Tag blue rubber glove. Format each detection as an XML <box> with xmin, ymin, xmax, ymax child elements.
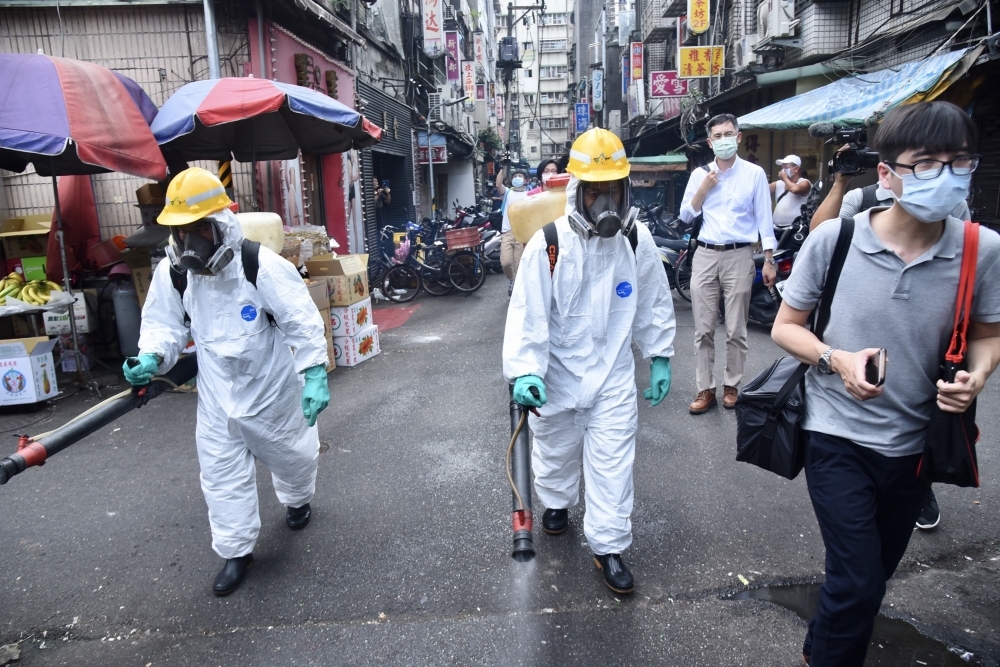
<box><xmin>513</xmin><ymin>375</ymin><xmax>547</xmax><ymax>408</ymax></box>
<box><xmin>301</xmin><ymin>365</ymin><xmax>331</xmax><ymax>427</ymax></box>
<box><xmin>123</xmin><ymin>353</ymin><xmax>161</xmax><ymax>387</ymax></box>
<box><xmin>642</xmin><ymin>357</ymin><xmax>671</xmax><ymax>407</ymax></box>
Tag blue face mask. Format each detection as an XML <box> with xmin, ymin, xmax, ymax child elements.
<box><xmin>888</xmin><ymin>168</ymin><xmax>972</xmax><ymax>223</ymax></box>
<box><xmin>512</xmin><ymin>177</ymin><xmax>525</xmax><ymax>188</ymax></box>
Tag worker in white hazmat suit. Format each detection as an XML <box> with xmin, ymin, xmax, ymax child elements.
<box><xmin>123</xmin><ymin>168</ymin><xmax>330</xmax><ymax>596</ymax></box>
<box><xmin>503</xmin><ymin>129</ymin><xmax>676</xmax><ymax>594</ymax></box>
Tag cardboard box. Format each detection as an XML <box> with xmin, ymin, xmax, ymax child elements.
<box><xmin>325</xmin><ymin>273</ymin><xmax>368</xmax><ymax>307</ymax></box>
<box><xmin>56</xmin><ymin>332</ymin><xmax>95</xmax><ymax>373</ymax></box>
<box><xmin>121</xmin><ymin>248</ymin><xmax>154</xmax><ymax>309</ymax></box>
<box><xmin>329</xmin><ymin>297</ymin><xmax>372</xmax><ymax>337</ymax></box>
<box><xmin>305</xmin><ymin>280</ymin><xmax>328</xmax><ymax>312</ymax></box>
<box><xmin>20</xmin><ymin>256</ymin><xmax>46</xmax><ymax>282</ymax></box>
<box><xmin>135</xmin><ymin>183</ymin><xmax>166</xmax><ymax>206</ymax></box>
<box><xmin>304</xmin><ymin>254</ymin><xmax>370</xmax><ymax>306</ymax></box>
<box><xmin>43</xmin><ymin>292</ymin><xmax>95</xmax><ymax>335</ymax></box>
<box><xmin>332</xmin><ymin>325</ymin><xmax>380</xmax><ymax>367</ymax></box>
<box><xmin>305</xmin><ymin>253</ymin><xmax>366</xmax><ymax>277</ymax></box>
<box><xmin>319</xmin><ymin>307</ymin><xmax>332</xmax><ymax>339</ymax></box>
<box><xmin>325</xmin><ymin>337</ymin><xmax>336</xmax><ymax>373</ymax></box>
<box><xmin>0</xmin><ymin>337</ymin><xmax>59</xmax><ymax>405</ymax></box>
<box><xmin>0</xmin><ymin>215</ymin><xmax>51</xmax><ymax>259</ymax></box>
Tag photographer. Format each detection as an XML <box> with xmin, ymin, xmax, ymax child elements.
<box><xmin>810</xmin><ymin>145</ymin><xmax>970</xmax><ymax>232</ymax></box>
<box><xmin>769</xmin><ymin>155</ymin><xmax>812</xmax><ymax>226</ymax></box>
<box><xmin>374</xmin><ymin>176</ymin><xmax>391</xmax><ymax>229</ymax></box>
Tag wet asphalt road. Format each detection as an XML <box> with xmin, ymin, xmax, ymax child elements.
<box><xmin>1</xmin><ymin>274</ymin><xmax>999</xmax><ymax>666</ymax></box>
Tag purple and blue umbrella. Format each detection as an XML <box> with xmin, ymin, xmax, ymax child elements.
<box><xmin>152</xmin><ymin>77</ymin><xmax>382</xmax><ymax>161</ymax></box>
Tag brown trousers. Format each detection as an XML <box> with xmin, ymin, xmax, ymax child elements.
<box><xmin>500</xmin><ymin>231</ymin><xmax>524</xmax><ymax>281</ymax></box>
<box><xmin>691</xmin><ymin>246</ymin><xmax>755</xmax><ymax>392</ymax></box>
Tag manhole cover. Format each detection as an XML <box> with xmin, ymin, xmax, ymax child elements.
<box><xmin>319</xmin><ymin>441</ymin><xmax>330</xmax><ymax>454</ymax></box>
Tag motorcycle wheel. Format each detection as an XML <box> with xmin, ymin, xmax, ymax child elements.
<box><xmin>674</xmin><ymin>251</ymin><xmax>692</xmax><ymax>302</ymax></box>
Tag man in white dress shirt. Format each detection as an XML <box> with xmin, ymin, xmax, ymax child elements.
<box><xmin>679</xmin><ymin>114</ymin><xmax>777</xmax><ymax>414</ymax></box>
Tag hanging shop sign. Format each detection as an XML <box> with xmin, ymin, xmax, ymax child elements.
<box><xmin>687</xmin><ymin>0</ymin><xmax>710</xmax><ymax>34</ymax></box>
<box><xmin>462</xmin><ymin>62</ymin><xmax>476</xmax><ymax>101</ymax></box>
<box><xmin>650</xmin><ymin>71</ymin><xmax>689</xmax><ymax>97</ymax></box>
<box><xmin>575</xmin><ymin>103</ymin><xmax>590</xmax><ymax>133</ymax></box>
<box><xmin>445</xmin><ymin>32</ymin><xmax>460</xmax><ymax>82</ymax></box>
<box><xmin>622</xmin><ymin>55</ymin><xmax>630</xmax><ymax>97</ymax></box>
<box><xmin>422</xmin><ymin>0</ymin><xmax>444</xmax><ymax>56</ymax></box>
<box><xmin>418</xmin><ymin>145</ymin><xmax>448</xmax><ymax>164</ymax></box>
<box><xmin>592</xmin><ymin>68</ymin><xmax>604</xmax><ymax>113</ymax></box>
<box><xmin>678</xmin><ymin>46</ymin><xmax>724</xmax><ymax>78</ymax></box>
<box><xmin>496</xmin><ymin>95</ymin><xmax>504</xmax><ymax>119</ymax></box>
<box><xmin>627</xmin><ymin>80</ymin><xmax>645</xmax><ymax>121</ymax></box>
<box><xmin>474</xmin><ymin>32</ymin><xmax>487</xmax><ymax>73</ymax></box>
<box><xmin>630</xmin><ymin>42</ymin><xmax>643</xmax><ymax>82</ymax></box>
<box><xmin>476</xmin><ymin>84</ymin><xmax>486</xmax><ymax>101</ymax></box>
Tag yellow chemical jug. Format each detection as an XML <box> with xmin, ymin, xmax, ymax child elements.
<box><xmin>509</xmin><ymin>174</ymin><xmax>570</xmax><ymax>244</ymax></box>
<box><xmin>236</xmin><ymin>212</ymin><xmax>284</xmax><ymax>254</ymax></box>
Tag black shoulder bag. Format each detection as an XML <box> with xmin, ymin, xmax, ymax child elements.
<box><xmin>734</xmin><ymin>217</ymin><xmax>855</xmax><ymax>479</ymax></box>
<box><xmin>687</xmin><ymin>164</ymin><xmax>713</xmax><ymax>254</ymax></box>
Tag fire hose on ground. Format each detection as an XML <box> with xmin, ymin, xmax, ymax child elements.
<box><xmin>0</xmin><ymin>355</ymin><xmax>199</xmax><ymax>486</ymax></box>
<box><xmin>507</xmin><ymin>385</ymin><xmax>540</xmax><ymax>562</ymax></box>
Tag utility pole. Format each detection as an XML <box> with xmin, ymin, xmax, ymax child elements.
<box><xmin>426</xmin><ymin>97</ymin><xmax>469</xmax><ymax>221</ymax></box>
<box><xmin>203</xmin><ymin>0</ymin><xmax>221</xmax><ymax>79</ymax></box>
<box><xmin>498</xmin><ymin>2</ymin><xmax>546</xmax><ymax>168</ymax></box>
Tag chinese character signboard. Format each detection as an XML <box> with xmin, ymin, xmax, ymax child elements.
<box><xmin>630</xmin><ymin>42</ymin><xmax>643</xmax><ymax>82</ymax></box>
<box><xmin>575</xmin><ymin>103</ymin><xmax>590</xmax><ymax>133</ymax></box>
<box><xmin>678</xmin><ymin>46</ymin><xmax>724</xmax><ymax>78</ymax></box>
<box><xmin>687</xmin><ymin>0</ymin><xmax>710</xmax><ymax>34</ymax></box>
<box><xmin>445</xmin><ymin>32</ymin><xmax>460</xmax><ymax>82</ymax></box>
<box><xmin>627</xmin><ymin>80</ymin><xmax>645</xmax><ymax>121</ymax></box>
<box><xmin>622</xmin><ymin>55</ymin><xmax>630</xmax><ymax>96</ymax></box>
<box><xmin>496</xmin><ymin>95</ymin><xmax>504</xmax><ymax>119</ymax></box>
<box><xmin>650</xmin><ymin>71</ymin><xmax>689</xmax><ymax>98</ymax></box>
<box><xmin>592</xmin><ymin>68</ymin><xmax>604</xmax><ymax>112</ymax></box>
<box><xmin>474</xmin><ymin>32</ymin><xmax>486</xmax><ymax>72</ymax></box>
<box><xmin>462</xmin><ymin>62</ymin><xmax>476</xmax><ymax>101</ymax></box>
<box><xmin>476</xmin><ymin>84</ymin><xmax>486</xmax><ymax>101</ymax></box>
<box><xmin>418</xmin><ymin>145</ymin><xmax>448</xmax><ymax>164</ymax></box>
<box><xmin>422</xmin><ymin>0</ymin><xmax>443</xmax><ymax>55</ymax></box>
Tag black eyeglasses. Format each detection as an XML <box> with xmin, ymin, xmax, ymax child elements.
<box><xmin>884</xmin><ymin>155</ymin><xmax>981</xmax><ymax>181</ymax></box>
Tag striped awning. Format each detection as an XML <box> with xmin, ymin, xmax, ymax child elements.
<box><xmin>739</xmin><ymin>48</ymin><xmax>976</xmax><ymax>131</ymax></box>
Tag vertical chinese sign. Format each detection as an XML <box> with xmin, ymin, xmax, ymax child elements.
<box><xmin>462</xmin><ymin>62</ymin><xmax>476</xmax><ymax>101</ymax></box>
<box><xmin>592</xmin><ymin>69</ymin><xmax>604</xmax><ymax>113</ymax></box>
<box><xmin>622</xmin><ymin>55</ymin><xmax>630</xmax><ymax>96</ymax></box>
<box><xmin>474</xmin><ymin>32</ymin><xmax>487</xmax><ymax>73</ymax></box>
<box><xmin>445</xmin><ymin>32</ymin><xmax>460</xmax><ymax>83</ymax></box>
<box><xmin>422</xmin><ymin>0</ymin><xmax>443</xmax><ymax>55</ymax></box>
<box><xmin>630</xmin><ymin>42</ymin><xmax>643</xmax><ymax>83</ymax></box>
<box><xmin>575</xmin><ymin>103</ymin><xmax>590</xmax><ymax>133</ymax></box>
<box><xmin>677</xmin><ymin>46</ymin><xmax>724</xmax><ymax>78</ymax></box>
<box><xmin>687</xmin><ymin>0</ymin><xmax>710</xmax><ymax>34</ymax></box>
<box><xmin>476</xmin><ymin>84</ymin><xmax>486</xmax><ymax>101</ymax></box>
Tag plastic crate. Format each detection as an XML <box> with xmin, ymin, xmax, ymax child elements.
<box><xmin>445</xmin><ymin>227</ymin><xmax>481</xmax><ymax>250</ymax></box>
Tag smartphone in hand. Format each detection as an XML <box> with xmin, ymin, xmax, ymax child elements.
<box><xmin>865</xmin><ymin>348</ymin><xmax>887</xmax><ymax>387</ymax></box>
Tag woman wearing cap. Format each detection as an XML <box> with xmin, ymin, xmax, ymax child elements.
<box><xmin>769</xmin><ymin>155</ymin><xmax>811</xmax><ymax>227</ymax></box>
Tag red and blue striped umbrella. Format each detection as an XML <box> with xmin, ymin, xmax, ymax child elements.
<box><xmin>0</xmin><ymin>53</ymin><xmax>167</xmax><ymax>179</ymax></box>
<box><xmin>152</xmin><ymin>77</ymin><xmax>382</xmax><ymax>161</ymax></box>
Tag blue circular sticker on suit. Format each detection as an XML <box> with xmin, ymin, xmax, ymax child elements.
<box><xmin>616</xmin><ymin>281</ymin><xmax>633</xmax><ymax>298</ymax></box>
<box><xmin>240</xmin><ymin>305</ymin><xmax>258</xmax><ymax>322</ymax></box>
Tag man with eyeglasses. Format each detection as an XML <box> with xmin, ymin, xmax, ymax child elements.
<box><xmin>771</xmin><ymin>101</ymin><xmax>1000</xmax><ymax>666</ymax></box>
<box><xmin>679</xmin><ymin>113</ymin><xmax>777</xmax><ymax>414</ymax></box>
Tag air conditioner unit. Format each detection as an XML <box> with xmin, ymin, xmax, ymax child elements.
<box><xmin>758</xmin><ymin>0</ymin><xmax>799</xmax><ymax>43</ymax></box>
<box><xmin>735</xmin><ymin>34</ymin><xmax>762</xmax><ymax>70</ymax></box>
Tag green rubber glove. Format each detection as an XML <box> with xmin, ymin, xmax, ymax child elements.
<box><xmin>123</xmin><ymin>353</ymin><xmax>161</xmax><ymax>387</ymax></box>
<box><xmin>301</xmin><ymin>365</ymin><xmax>331</xmax><ymax>427</ymax></box>
<box><xmin>513</xmin><ymin>375</ymin><xmax>547</xmax><ymax>408</ymax></box>
<box><xmin>642</xmin><ymin>357</ymin><xmax>671</xmax><ymax>407</ymax></box>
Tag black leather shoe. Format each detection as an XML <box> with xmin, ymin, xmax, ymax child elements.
<box><xmin>593</xmin><ymin>553</ymin><xmax>634</xmax><ymax>594</ymax></box>
<box><xmin>542</xmin><ymin>508</ymin><xmax>568</xmax><ymax>535</ymax></box>
<box><xmin>286</xmin><ymin>503</ymin><xmax>311</xmax><ymax>530</ymax></box>
<box><xmin>212</xmin><ymin>554</ymin><xmax>253</xmax><ymax>596</ymax></box>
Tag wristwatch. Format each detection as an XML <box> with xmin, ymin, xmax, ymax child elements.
<box><xmin>764</xmin><ymin>257</ymin><xmax>776</xmax><ymax>266</ymax></box>
<box><xmin>818</xmin><ymin>347</ymin><xmax>836</xmax><ymax>375</ymax></box>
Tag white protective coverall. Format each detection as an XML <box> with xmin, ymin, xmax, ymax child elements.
<box><xmin>138</xmin><ymin>209</ymin><xmax>328</xmax><ymax>559</ymax></box>
<box><xmin>502</xmin><ymin>176</ymin><xmax>676</xmax><ymax>555</ymax></box>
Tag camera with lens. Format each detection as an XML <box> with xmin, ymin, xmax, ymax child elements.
<box><xmin>829</xmin><ymin>128</ymin><xmax>880</xmax><ymax>175</ymax></box>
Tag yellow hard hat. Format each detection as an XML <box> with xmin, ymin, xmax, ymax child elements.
<box><xmin>566</xmin><ymin>128</ymin><xmax>630</xmax><ymax>181</ymax></box>
<box><xmin>157</xmin><ymin>167</ymin><xmax>232</xmax><ymax>226</ymax></box>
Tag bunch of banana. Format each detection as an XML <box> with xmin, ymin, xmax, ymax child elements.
<box><xmin>0</xmin><ymin>273</ymin><xmax>62</xmax><ymax>306</ymax></box>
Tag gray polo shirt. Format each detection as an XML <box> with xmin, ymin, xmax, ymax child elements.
<box><xmin>782</xmin><ymin>208</ymin><xmax>1000</xmax><ymax>456</ymax></box>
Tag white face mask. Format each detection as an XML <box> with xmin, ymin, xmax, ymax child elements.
<box><xmin>711</xmin><ymin>137</ymin><xmax>738</xmax><ymax>160</ymax></box>
<box><xmin>511</xmin><ymin>176</ymin><xmax>525</xmax><ymax>188</ymax></box>
<box><xmin>887</xmin><ymin>167</ymin><xmax>971</xmax><ymax>224</ymax></box>
<box><xmin>783</xmin><ymin>167</ymin><xmax>794</xmax><ymax>178</ymax></box>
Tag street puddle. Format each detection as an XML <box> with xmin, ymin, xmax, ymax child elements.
<box><xmin>729</xmin><ymin>584</ymin><xmax>978</xmax><ymax>666</ymax></box>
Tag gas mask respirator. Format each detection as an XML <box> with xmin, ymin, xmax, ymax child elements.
<box><xmin>572</xmin><ymin>180</ymin><xmax>638</xmax><ymax>239</ymax></box>
<box><xmin>166</xmin><ymin>216</ymin><xmax>234</xmax><ymax>275</ymax></box>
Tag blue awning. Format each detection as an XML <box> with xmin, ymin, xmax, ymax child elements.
<box><xmin>415</xmin><ymin>131</ymin><xmax>447</xmax><ymax>147</ymax></box>
<box><xmin>739</xmin><ymin>48</ymin><xmax>973</xmax><ymax>131</ymax></box>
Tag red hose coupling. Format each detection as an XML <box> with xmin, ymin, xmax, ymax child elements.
<box><xmin>17</xmin><ymin>439</ymin><xmax>47</xmax><ymax>468</ymax></box>
<box><xmin>512</xmin><ymin>509</ymin><xmax>532</xmax><ymax>532</ymax></box>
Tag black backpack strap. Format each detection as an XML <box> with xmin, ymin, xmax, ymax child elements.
<box><xmin>627</xmin><ymin>223</ymin><xmax>638</xmax><ymax>255</ymax></box>
<box><xmin>240</xmin><ymin>238</ymin><xmax>276</xmax><ymax>327</ymax></box>
<box><xmin>688</xmin><ymin>164</ymin><xmax>713</xmax><ymax>248</ymax></box>
<box><xmin>813</xmin><ymin>217</ymin><xmax>855</xmax><ymax>338</ymax></box>
<box><xmin>169</xmin><ymin>267</ymin><xmax>191</xmax><ymax>327</ymax></box>
<box><xmin>543</xmin><ymin>222</ymin><xmax>559</xmax><ymax>277</ymax></box>
<box><xmin>859</xmin><ymin>183</ymin><xmax>880</xmax><ymax>212</ymax></box>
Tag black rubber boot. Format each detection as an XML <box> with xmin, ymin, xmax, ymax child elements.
<box><xmin>212</xmin><ymin>554</ymin><xmax>253</xmax><ymax>596</ymax></box>
<box><xmin>286</xmin><ymin>503</ymin><xmax>311</xmax><ymax>530</ymax></box>
<box><xmin>542</xmin><ymin>508</ymin><xmax>568</xmax><ymax>535</ymax></box>
<box><xmin>593</xmin><ymin>553</ymin><xmax>634</xmax><ymax>594</ymax></box>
